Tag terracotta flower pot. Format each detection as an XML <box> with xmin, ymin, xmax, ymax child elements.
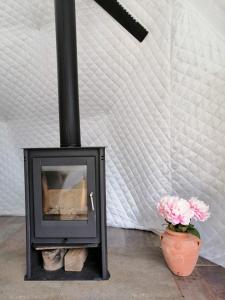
<box><xmin>160</xmin><ymin>229</ymin><xmax>201</xmax><ymax>276</ymax></box>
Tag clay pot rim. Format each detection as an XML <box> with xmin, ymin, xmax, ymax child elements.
<box><xmin>165</xmin><ymin>229</ymin><xmax>201</xmax><ymax>242</ymax></box>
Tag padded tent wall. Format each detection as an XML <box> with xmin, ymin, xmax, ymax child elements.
<box><xmin>0</xmin><ymin>0</ymin><xmax>225</xmax><ymax>267</ymax></box>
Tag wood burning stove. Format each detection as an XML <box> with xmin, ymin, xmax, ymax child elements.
<box><xmin>24</xmin><ymin>147</ymin><xmax>108</xmax><ymax>280</ymax></box>
<box><xmin>24</xmin><ymin>0</ymin><xmax>109</xmax><ymax>280</ymax></box>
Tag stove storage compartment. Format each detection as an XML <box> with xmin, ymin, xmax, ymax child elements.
<box><xmin>24</xmin><ymin>147</ymin><xmax>109</xmax><ymax>280</ymax></box>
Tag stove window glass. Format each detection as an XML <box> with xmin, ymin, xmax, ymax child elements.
<box><xmin>41</xmin><ymin>165</ymin><xmax>88</xmax><ymax>221</ymax></box>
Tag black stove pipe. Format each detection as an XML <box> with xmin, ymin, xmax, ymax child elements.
<box><xmin>54</xmin><ymin>0</ymin><xmax>81</xmax><ymax>147</ymax></box>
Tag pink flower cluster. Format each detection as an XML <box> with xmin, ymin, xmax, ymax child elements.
<box><xmin>189</xmin><ymin>197</ymin><xmax>210</xmax><ymax>222</ymax></box>
<box><xmin>157</xmin><ymin>196</ymin><xmax>210</xmax><ymax>225</ymax></box>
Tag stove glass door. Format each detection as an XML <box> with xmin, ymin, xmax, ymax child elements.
<box><xmin>42</xmin><ymin>165</ymin><xmax>88</xmax><ymax>221</ymax></box>
<box><xmin>33</xmin><ymin>156</ymin><xmax>97</xmax><ymax>238</ymax></box>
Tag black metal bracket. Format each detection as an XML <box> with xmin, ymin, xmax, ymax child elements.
<box><xmin>94</xmin><ymin>0</ymin><xmax>148</xmax><ymax>42</ymax></box>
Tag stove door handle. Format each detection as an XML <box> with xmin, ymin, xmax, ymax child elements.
<box><xmin>90</xmin><ymin>192</ymin><xmax>95</xmax><ymax>211</ymax></box>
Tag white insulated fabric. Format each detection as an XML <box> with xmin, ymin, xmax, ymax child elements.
<box><xmin>0</xmin><ymin>0</ymin><xmax>225</xmax><ymax>267</ymax></box>
<box><xmin>171</xmin><ymin>1</ymin><xmax>225</xmax><ymax>267</ymax></box>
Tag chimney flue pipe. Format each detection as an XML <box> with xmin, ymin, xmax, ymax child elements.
<box><xmin>54</xmin><ymin>0</ymin><xmax>81</xmax><ymax>147</ymax></box>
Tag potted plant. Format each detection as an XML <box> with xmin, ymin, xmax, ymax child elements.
<box><xmin>157</xmin><ymin>196</ymin><xmax>210</xmax><ymax>276</ymax></box>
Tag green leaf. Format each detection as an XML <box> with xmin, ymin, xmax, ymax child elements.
<box><xmin>168</xmin><ymin>223</ymin><xmax>175</xmax><ymax>231</ymax></box>
<box><xmin>178</xmin><ymin>225</ymin><xmax>188</xmax><ymax>232</ymax></box>
<box><xmin>187</xmin><ymin>227</ymin><xmax>201</xmax><ymax>239</ymax></box>
<box><xmin>168</xmin><ymin>223</ymin><xmax>178</xmax><ymax>232</ymax></box>
<box><xmin>166</xmin><ymin>222</ymin><xmax>201</xmax><ymax>239</ymax></box>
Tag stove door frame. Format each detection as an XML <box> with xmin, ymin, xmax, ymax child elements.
<box><xmin>29</xmin><ymin>151</ymin><xmax>98</xmax><ymax>239</ymax></box>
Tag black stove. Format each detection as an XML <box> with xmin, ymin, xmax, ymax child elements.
<box><xmin>24</xmin><ymin>0</ymin><xmax>109</xmax><ymax>281</ymax></box>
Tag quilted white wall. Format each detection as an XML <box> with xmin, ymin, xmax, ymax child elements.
<box><xmin>0</xmin><ymin>0</ymin><xmax>225</xmax><ymax>267</ymax></box>
<box><xmin>171</xmin><ymin>1</ymin><xmax>225</xmax><ymax>266</ymax></box>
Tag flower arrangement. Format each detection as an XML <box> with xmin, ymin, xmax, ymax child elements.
<box><xmin>157</xmin><ymin>196</ymin><xmax>210</xmax><ymax>238</ymax></box>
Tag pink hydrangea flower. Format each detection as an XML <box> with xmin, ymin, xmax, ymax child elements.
<box><xmin>157</xmin><ymin>196</ymin><xmax>194</xmax><ymax>226</ymax></box>
<box><xmin>188</xmin><ymin>197</ymin><xmax>210</xmax><ymax>222</ymax></box>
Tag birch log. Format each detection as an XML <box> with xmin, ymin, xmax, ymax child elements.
<box><xmin>64</xmin><ymin>248</ymin><xmax>88</xmax><ymax>272</ymax></box>
<box><xmin>42</xmin><ymin>249</ymin><xmax>66</xmax><ymax>271</ymax></box>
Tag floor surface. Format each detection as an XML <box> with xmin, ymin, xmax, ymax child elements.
<box><xmin>0</xmin><ymin>217</ymin><xmax>224</xmax><ymax>300</ymax></box>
